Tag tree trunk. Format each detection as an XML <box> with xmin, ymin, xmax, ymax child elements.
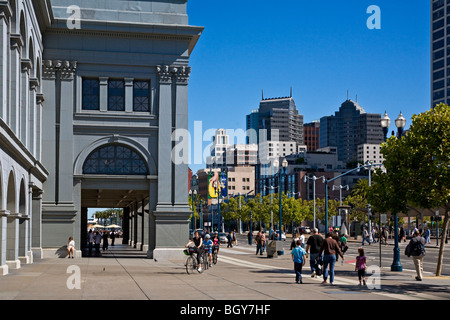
<box><xmin>436</xmin><ymin>209</ymin><xmax>450</xmax><ymax>277</ymax></box>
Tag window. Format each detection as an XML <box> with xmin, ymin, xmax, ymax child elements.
<box><xmin>82</xmin><ymin>78</ymin><xmax>100</xmax><ymax>110</ymax></box>
<box><xmin>133</xmin><ymin>80</ymin><xmax>151</xmax><ymax>112</ymax></box>
<box><xmin>108</xmin><ymin>80</ymin><xmax>125</xmax><ymax>111</ymax></box>
<box><xmin>83</xmin><ymin>144</ymin><xmax>149</xmax><ymax>175</ymax></box>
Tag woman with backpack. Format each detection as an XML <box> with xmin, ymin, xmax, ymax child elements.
<box><xmin>405</xmin><ymin>230</ymin><xmax>426</xmax><ymax>281</ymax></box>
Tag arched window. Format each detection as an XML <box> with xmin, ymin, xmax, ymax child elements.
<box><xmin>82</xmin><ymin>144</ymin><xmax>149</xmax><ymax>175</ymax></box>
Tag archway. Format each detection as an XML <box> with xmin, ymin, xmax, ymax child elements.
<box><xmin>79</xmin><ymin>144</ymin><xmax>154</xmax><ymax>258</ymax></box>
<box><xmin>6</xmin><ymin>171</ymin><xmax>17</xmax><ymax>262</ymax></box>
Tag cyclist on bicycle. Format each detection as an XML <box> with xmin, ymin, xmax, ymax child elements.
<box><xmin>213</xmin><ymin>232</ymin><xmax>220</xmax><ymax>253</ymax></box>
<box><xmin>185</xmin><ymin>231</ymin><xmax>203</xmax><ymax>272</ymax></box>
<box><xmin>203</xmin><ymin>234</ymin><xmax>213</xmax><ymax>267</ymax></box>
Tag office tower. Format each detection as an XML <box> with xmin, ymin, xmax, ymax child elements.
<box><xmin>246</xmin><ymin>93</ymin><xmax>304</xmax><ymax>145</ymax></box>
<box><xmin>431</xmin><ymin>0</ymin><xmax>448</xmax><ymax>107</ymax></box>
<box><xmin>320</xmin><ymin>99</ymin><xmax>383</xmax><ymax>164</ymax></box>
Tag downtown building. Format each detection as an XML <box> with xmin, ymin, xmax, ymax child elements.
<box><xmin>320</xmin><ymin>99</ymin><xmax>384</xmax><ymax>165</ymax></box>
<box><xmin>246</xmin><ymin>94</ymin><xmax>304</xmax><ymax>146</ymax></box>
<box><xmin>431</xmin><ymin>0</ymin><xmax>450</xmax><ymax>107</ymax></box>
<box><xmin>0</xmin><ymin>0</ymin><xmax>203</xmax><ymax>275</ymax></box>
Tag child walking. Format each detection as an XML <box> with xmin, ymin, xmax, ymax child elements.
<box><xmin>355</xmin><ymin>247</ymin><xmax>367</xmax><ymax>286</ymax></box>
<box><xmin>291</xmin><ymin>240</ymin><xmax>307</xmax><ymax>284</ymax></box>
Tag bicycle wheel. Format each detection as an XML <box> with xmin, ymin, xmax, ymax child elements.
<box><xmin>213</xmin><ymin>252</ymin><xmax>218</xmax><ymax>265</ymax></box>
<box><xmin>202</xmin><ymin>253</ymin><xmax>209</xmax><ymax>270</ymax></box>
<box><xmin>186</xmin><ymin>256</ymin><xmax>196</xmax><ymax>275</ymax></box>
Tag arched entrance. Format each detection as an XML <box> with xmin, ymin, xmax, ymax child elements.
<box><xmin>78</xmin><ymin>143</ymin><xmax>156</xmax><ymax>257</ymax></box>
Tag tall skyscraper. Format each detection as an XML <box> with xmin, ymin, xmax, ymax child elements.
<box><xmin>320</xmin><ymin>99</ymin><xmax>383</xmax><ymax>164</ymax></box>
<box><xmin>246</xmin><ymin>94</ymin><xmax>304</xmax><ymax>145</ymax></box>
<box><xmin>431</xmin><ymin>0</ymin><xmax>448</xmax><ymax>107</ymax></box>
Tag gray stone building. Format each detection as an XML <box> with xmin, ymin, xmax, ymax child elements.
<box><xmin>0</xmin><ymin>0</ymin><xmax>202</xmax><ymax>275</ymax></box>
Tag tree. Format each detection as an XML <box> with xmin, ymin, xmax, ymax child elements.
<box><xmin>369</xmin><ymin>104</ymin><xmax>450</xmax><ymax>276</ymax></box>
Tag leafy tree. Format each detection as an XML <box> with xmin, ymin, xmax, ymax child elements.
<box><xmin>369</xmin><ymin>104</ymin><xmax>450</xmax><ymax>276</ymax></box>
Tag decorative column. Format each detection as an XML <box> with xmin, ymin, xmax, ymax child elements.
<box><xmin>41</xmin><ymin>60</ymin><xmax>78</xmax><ymax>252</ymax></box>
<box><xmin>0</xmin><ymin>210</ymin><xmax>10</xmax><ymax>275</ymax></box>
<box><xmin>0</xmin><ymin>2</ymin><xmax>11</xmax><ymax>121</ymax></box>
<box><xmin>20</xmin><ymin>58</ymin><xmax>31</xmax><ymax>146</ymax></box>
<box><xmin>30</xmin><ymin>187</ymin><xmax>43</xmax><ymax>260</ymax></box>
<box><xmin>9</xmin><ymin>34</ymin><xmax>22</xmax><ymax>134</ymax></box>
<box><xmin>151</xmin><ymin>65</ymin><xmax>193</xmax><ymax>260</ymax></box>
<box><xmin>35</xmin><ymin>93</ymin><xmax>44</xmax><ymax>161</ymax></box>
<box><xmin>173</xmin><ymin>66</ymin><xmax>191</xmax><ymax>208</ymax></box>
<box><xmin>29</xmin><ymin>77</ymin><xmax>39</xmax><ymax>156</ymax></box>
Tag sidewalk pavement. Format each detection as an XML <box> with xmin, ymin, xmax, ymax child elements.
<box><xmin>0</xmin><ymin>243</ymin><xmax>449</xmax><ymax>302</ymax></box>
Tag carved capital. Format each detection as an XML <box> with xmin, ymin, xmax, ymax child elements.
<box><xmin>175</xmin><ymin>66</ymin><xmax>191</xmax><ymax>85</ymax></box>
<box><xmin>42</xmin><ymin>60</ymin><xmax>77</xmax><ymax>80</ymax></box>
<box><xmin>156</xmin><ymin>65</ymin><xmax>174</xmax><ymax>84</ymax></box>
<box><xmin>156</xmin><ymin>65</ymin><xmax>191</xmax><ymax>85</ymax></box>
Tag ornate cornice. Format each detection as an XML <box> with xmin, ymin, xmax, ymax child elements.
<box><xmin>42</xmin><ymin>60</ymin><xmax>77</xmax><ymax>80</ymax></box>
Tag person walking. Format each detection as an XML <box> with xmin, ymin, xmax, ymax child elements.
<box><xmin>362</xmin><ymin>227</ymin><xmax>371</xmax><ymax>245</ymax></box>
<box><xmin>102</xmin><ymin>231</ymin><xmax>109</xmax><ymax>251</ymax></box>
<box><xmin>371</xmin><ymin>227</ymin><xmax>377</xmax><ymax>243</ymax></box>
<box><xmin>305</xmin><ymin>228</ymin><xmax>324</xmax><ymax>278</ymax></box>
<box><xmin>318</xmin><ymin>233</ymin><xmax>344</xmax><ymax>285</ymax></box>
<box><xmin>110</xmin><ymin>231</ymin><xmax>116</xmax><ymax>246</ymax></box>
<box><xmin>405</xmin><ymin>230</ymin><xmax>426</xmax><ymax>281</ymax></box>
<box><xmin>247</xmin><ymin>230</ymin><xmax>252</xmax><ymax>245</ymax></box>
<box><xmin>261</xmin><ymin>231</ymin><xmax>266</xmax><ymax>253</ymax></box>
<box><xmin>355</xmin><ymin>247</ymin><xmax>367</xmax><ymax>286</ymax></box>
<box><xmin>424</xmin><ymin>227</ymin><xmax>431</xmax><ymax>244</ymax></box>
<box><xmin>255</xmin><ymin>232</ymin><xmax>263</xmax><ymax>255</ymax></box>
<box><xmin>227</xmin><ymin>232</ymin><xmax>233</xmax><ymax>248</ymax></box>
<box><xmin>291</xmin><ymin>240</ymin><xmax>307</xmax><ymax>284</ymax></box>
<box><xmin>94</xmin><ymin>231</ymin><xmax>102</xmax><ymax>257</ymax></box>
<box><xmin>88</xmin><ymin>229</ymin><xmax>94</xmax><ymax>257</ymax></box>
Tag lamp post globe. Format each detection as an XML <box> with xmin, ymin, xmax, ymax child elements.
<box><xmin>395</xmin><ymin>112</ymin><xmax>406</xmax><ymax>138</ymax></box>
<box><xmin>381</xmin><ymin>111</ymin><xmax>391</xmax><ymax>141</ymax></box>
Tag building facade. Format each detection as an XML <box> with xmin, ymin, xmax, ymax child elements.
<box><xmin>431</xmin><ymin>0</ymin><xmax>449</xmax><ymax>107</ymax></box>
<box><xmin>0</xmin><ymin>0</ymin><xmax>203</xmax><ymax>275</ymax></box>
<box><xmin>303</xmin><ymin>121</ymin><xmax>320</xmax><ymax>152</ymax></box>
<box><xmin>320</xmin><ymin>99</ymin><xmax>383</xmax><ymax>164</ymax></box>
<box><xmin>246</xmin><ymin>95</ymin><xmax>304</xmax><ymax>145</ymax></box>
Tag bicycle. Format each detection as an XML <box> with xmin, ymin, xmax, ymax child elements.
<box><xmin>201</xmin><ymin>247</ymin><xmax>210</xmax><ymax>270</ymax></box>
<box><xmin>212</xmin><ymin>244</ymin><xmax>219</xmax><ymax>265</ymax></box>
<box><xmin>184</xmin><ymin>247</ymin><xmax>203</xmax><ymax>274</ymax></box>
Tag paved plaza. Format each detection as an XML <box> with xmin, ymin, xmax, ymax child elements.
<box><xmin>0</xmin><ymin>235</ymin><xmax>449</xmax><ymax>304</ymax></box>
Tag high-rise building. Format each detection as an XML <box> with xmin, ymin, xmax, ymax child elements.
<box><xmin>246</xmin><ymin>94</ymin><xmax>303</xmax><ymax>145</ymax></box>
<box><xmin>320</xmin><ymin>99</ymin><xmax>383</xmax><ymax>164</ymax></box>
<box><xmin>431</xmin><ymin>0</ymin><xmax>448</xmax><ymax>107</ymax></box>
<box><xmin>303</xmin><ymin>121</ymin><xmax>320</xmax><ymax>152</ymax></box>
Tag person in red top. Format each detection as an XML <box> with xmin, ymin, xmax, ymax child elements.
<box><xmin>355</xmin><ymin>247</ymin><xmax>367</xmax><ymax>286</ymax></box>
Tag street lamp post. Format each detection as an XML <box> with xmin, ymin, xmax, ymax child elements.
<box><xmin>304</xmin><ymin>174</ymin><xmax>326</xmax><ymax>230</ymax></box>
<box><xmin>390</xmin><ymin>112</ymin><xmax>406</xmax><ymax>272</ymax></box>
<box><xmin>332</xmin><ymin>185</ymin><xmax>349</xmax><ymax>206</ymax></box>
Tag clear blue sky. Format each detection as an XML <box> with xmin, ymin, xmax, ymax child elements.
<box><xmin>186</xmin><ymin>0</ymin><xmax>430</xmax><ymax>174</ymax></box>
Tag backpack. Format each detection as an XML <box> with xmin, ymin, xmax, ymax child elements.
<box><xmin>414</xmin><ymin>240</ymin><xmax>426</xmax><ymax>256</ymax></box>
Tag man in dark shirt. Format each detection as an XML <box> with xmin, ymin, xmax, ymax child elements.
<box><xmin>306</xmin><ymin>228</ymin><xmax>324</xmax><ymax>277</ymax></box>
<box><xmin>318</xmin><ymin>233</ymin><xmax>344</xmax><ymax>285</ymax></box>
